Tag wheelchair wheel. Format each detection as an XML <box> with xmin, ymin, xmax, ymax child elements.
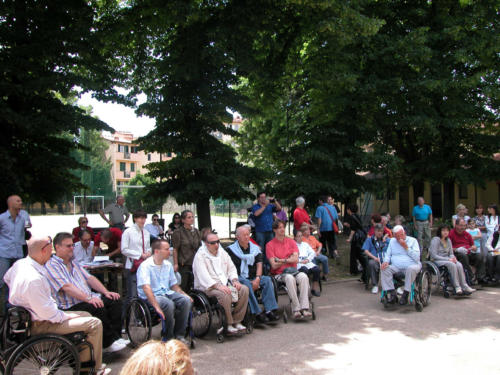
<box><xmin>5</xmin><ymin>334</ymin><xmax>80</xmax><ymax>375</ymax></box>
<box><xmin>126</xmin><ymin>299</ymin><xmax>152</xmax><ymax>348</ymax></box>
<box><xmin>419</xmin><ymin>270</ymin><xmax>432</xmax><ymax>307</ymax></box>
<box><xmin>190</xmin><ymin>291</ymin><xmax>212</xmax><ymax>338</ymax></box>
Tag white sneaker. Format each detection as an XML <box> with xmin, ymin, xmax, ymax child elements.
<box><xmin>116</xmin><ymin>338</ymin><xmax>130</xmax><ymax>346</ymax></box>
<box><xmin>227</xmin><ymin>325</ymin><xmax>239</xmax><ymax>334</ymax></box>
<box><xmin>455</xmin><ymin>287</ymin><xmax>463</xmax><ymax>295</ymax></box>
<box><xmin>96</xmin><ymin>368</ymin><xmax>111</xmax><ymax>375</ymax></box>
<box><xmin>234</xmin><ymin>323</ymin><xmax>246</xmax><ymax>331</ymax></box>
<box><xmin>463</xmin><ymin>286</ymin><xmax>476</xmax><ymax>293</ymax></box>
<box><xmin>397</xmin><ymin>287</ymin><xmax>404</xmax><ymax>295</ymax></box>
<box><xmin>371</xmin><ymin>286</ymin><xmax>379</xmax><ymax>294</ymax></box>
<box><xmin>103</xmin><ymin>339</ymin><xmax>127</xmax><ymax>353</ymax></box>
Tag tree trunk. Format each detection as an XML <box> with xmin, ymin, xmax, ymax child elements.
<box><xmin>412</xmin><ymin>181</ymin><xmax>425</xmax><ymax>205</ymax></box>
<box><xmin>443</xmin><ymin>180</ymin><xmax>455</xmax><ymax>220</ymax></box>
<box><xmin>196</xmin><ymin>197</ymin><xmax>212</xmax><ymax>232</ymax></box>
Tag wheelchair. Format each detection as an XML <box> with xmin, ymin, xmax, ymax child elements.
<box><xmin>423</xmin><ymin>261</ymin><xmax>472</xmax><ymax>298</ymax></box>
<box><xmin>274</xmin><ymin>273</ymin><xmax>317</xmax><ymax>323</ymax></box>
<box><xmin>0</xmin><ymin>306</ymin><xmax>96</xmax><ymax>375</ymax></box>
<box><xmin>240</xmin><ymin>276</ymin><xmax>281</xmax><ymax>330</ymax></box>
<box><xmin>380</xmin><ymin>266</ymin><xmax>432</xmax><ymax>312</ymax></box>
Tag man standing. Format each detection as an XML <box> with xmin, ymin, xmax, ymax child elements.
<box><xmin>4</xmin><ymin>237</ymin><xmax>107</xmax><ymax>374</ymax></box>
<box><xmin>99</xmin><ymin>195</ymin><xmax>130</xmax><ymax>231</ymax></box>
<box><xmin>137</xmin><ymin>239</ymin><xmax>192</xmax><ymax>344</ymax></box>
<box><xmin>266</xmin><ymin>220</ymin><xmax>311</xmax><ymax>320</ymax></box>
<box><xmin>381</xmin><ymin>225</ymin><xmax>421</xmax><ymax>305</ymax></box>
<box><xmin>227</xmin><ymin>225</ymin><xmax>279</xmax><ymax>324</ymax></box>
<box><xmin>411</xmin><ymin>197</ymin><xmax>433</xmax><ymax>255</ymax></box>
<box><xmin>0</xmin><ymin>195</ymin><xmax>26</xmax><ymax>315</ymax></box>
<box><xmin>315</xmin><ymin>195</ymin><xmax>338</xmax><ymax>258</ymax></box>
<box><xmin>44</xmin><ymin>232</ymin><xmax>127</xmax><ymax>353</ymax></box>
<box><xmin>252</xmin><ymin>192</ymin><xmax>281</xmax><ymax>263</ymax></box>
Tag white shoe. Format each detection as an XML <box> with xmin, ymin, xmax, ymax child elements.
<box><xmin>103</xmin><ymin>340</ymin><xmax>127</xmax><ymax>353</ymax></box>
<box><xmin>176</xmin><ymin>336</ymin><xmax>190</xmax><ymax>346</ymax></box>
<box><xmin>227</xmin><ymin>325</ymin><xmax>239</xmax><ymax>334</ymax></box>
<box><xmin>371</xmin><ymin>286</ymin><xmax>379</xmax><ymax>294</ymax></box>
<box><xmin>455</xmin><ymin>287</ymin><xmax>463</xmax><ymax>295</ymax></box>
<box><xmin>116</xmin><ymin>338</ymin><xmax>130</xmax><ymax>346</ymax></box>
<box><xmin>397</xmin><ymin>287</ymin><xmax>404</xmax><ymax>295</ymax></box>
<box><xmin>463</xmin><ymin>286</ymin><xmax>476</xmax><ymax>293</ymax></box>
<box><xmin>96</xmin><ymin>368</ymin><xmax>111</xmax><ymax>375</ymax></box>
<box><xmin>234</xmin><ymin>323</ymin><xmax>246</xmax><ymax>331</ymax></box>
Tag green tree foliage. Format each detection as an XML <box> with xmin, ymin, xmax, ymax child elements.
<box><xmin>0</xmin><ymin>0</ymin><xmax>124</xmax><ymax>205</ymax></box>
<box><xmin>123</xmin><ymin>173</ymin><xmax>164</xmax><ymax>213</ymax></box>
<box><xmin>120</xmin><ymin>0</ymin><xmax>264</xmax><ymax>229</ymax></box>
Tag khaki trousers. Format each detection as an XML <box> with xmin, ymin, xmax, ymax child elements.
<box><xmin>31</xmin><ymin>311</ymin><xmax>103</xmax><ymax>370</ymax></box>
<box><xmin>275</xmin><ymin>273</ymin><xmax>310</xmax><ymax>312</ymax></box>
<box><xmin>206</xmin><ymin>285</ymin><xmax>249</xmax><ymax>325</ymax></box>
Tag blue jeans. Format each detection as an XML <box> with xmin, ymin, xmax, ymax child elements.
<box><xmin>313</xmin><ymin>254</ymin><xmax>329</xmax><ymax>275</ymax></box>
<box><xmin>0</xmin><ymin>257</ymin><xmax>18</xmax><ymax>315</ymax></box>
<box><xmin>238</xmin><ymin>275</ymin><xmax>278</xmax><ymax>315</ymax></box>
<box><xmin>255</xmin><ymin>231</ymin><xmax>274</xmax><ymax>262</ymax></box>
<box><xmin>150</xmin><ymin>292</ymin><xmax>192</xmax><ymax>340</ymax></box>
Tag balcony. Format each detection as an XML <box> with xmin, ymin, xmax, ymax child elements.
<box><xmin>124</xmin><ymin>152</ymin><xmax>131</xmax><ymax>159</ymax></box>
<box><xmin>123</xmin><ymin>171</ymin><xmax>131</xmax><ymax>178</ymax></box>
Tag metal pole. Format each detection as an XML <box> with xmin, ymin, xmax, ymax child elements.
<box><xmin>228</xmin><ymin>201</ymin><xmax>232</xmax><ymax>239</ymax></box>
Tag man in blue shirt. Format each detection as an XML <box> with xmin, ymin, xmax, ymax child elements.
<box><xmin>0</xmin><ymin>195</ymin><xmax>26</xmax><ymax>315</ymax></box>
<box><xmin>137</xmin><ymin>239</ymin><xmax>192</xmax><ymax>343</ymax></box>
<box><xmin>362</xmin><ymin>224</ymin><xmax>389</xmax><ymax>294</ymax></box>
<box><xmin>252</xmin><ymin>192</ymin><xmax>281</xmax><ymax>262</ymax></box>
<box><xmin>381</xmin><ymin>225</ymin><xmax>421</xmax><ymax>305</ymax></box>
<box><xmin>411</xmin><ymin>197</ymin><xmax>433</xmax><ymax>256</ymax></box>
<box><xmin>315</xmin><ymin>195</ymin><xmax>338</xmax><ymax>258</ymax></box>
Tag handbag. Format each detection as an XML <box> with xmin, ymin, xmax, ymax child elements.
<box><xmin>282</xmin><ymin>267</ymin><xmax>299</xmax><ymax>276</ymax></box>
<box><xmin>130</xmin><ymin>228</ymin><xmax>146</xmax><ymax>273</ymax></box>
<box><xmin>325</xmin><ymin>205</ymin><xmax>339</xmax><ymax>234</ymax></box>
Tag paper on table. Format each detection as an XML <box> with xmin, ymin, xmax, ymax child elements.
<box><xmin>93</xmin><ymin>256</ymin><xmax>110</xmax><ymax>262</ymax></box>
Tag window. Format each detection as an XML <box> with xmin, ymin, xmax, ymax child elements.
<box><xmin>124</xmin><ymin>145</ymin><xmax>129</xmax><ymax>153</ymax></box>
<box><xmin>131</xmin><ymin>146</ymin><xmax>138</xmax><ymax>153</ymax></box>
<box><xmin>147</xmin><ymin>154</ymin><xmax>151</xmax><ymax>161</ymax></box>
<box><xmin>458</xmin><ymin>184</ymin><xmax>468</xmax><ymax>199</ymax></box>
<box><xmin>130</xmin><ymin>163</ymin><xmax>135</xmax><ymax>172</ymax></box>
<box><xmin>119</xmin><ymin>162</ymin><xmax>126</xmax><ymax>172</ymax></box>
<box><xmin>167</xmin><ymin>152</ymin><xmax>172</xmax><ymax>157</ymax></box>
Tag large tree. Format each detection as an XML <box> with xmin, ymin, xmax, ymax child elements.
<box><xmin>0</xmin><ymin>0</ymin><xmax>124</xmax><ymax>206</ymax></box>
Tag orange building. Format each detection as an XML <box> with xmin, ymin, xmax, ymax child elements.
<box><xmin>103</xmin><ymin>131</ymin><xmax>172</xmax><ymax>192</ymax></box>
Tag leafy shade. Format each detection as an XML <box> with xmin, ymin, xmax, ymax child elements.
<box><xmin>0</xmin><ymin>0</ymin><xmax>123</xmax><ymax>205</ymax></box>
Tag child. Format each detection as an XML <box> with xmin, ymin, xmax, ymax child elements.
<box><xmin>466</xmin><ymin>219</ymin><xmax>482</xmax><ymax>253</ymax></box>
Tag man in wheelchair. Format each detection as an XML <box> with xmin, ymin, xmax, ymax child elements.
<box><xmin>4</xmin><ymin>237</ymin><xmax>107</xmax><ymax>374</ymax></box>
<box><xmin>136</xmin><ymin>239</ymin><xmax>192</xmax><ymax>344</ymax></box>
<box><xmin>45</xmin><ymin>232</ymin><xmax>127</xmax><ymax>354</ymax></box>
<box><xmin>227</xmin><ymin>225</ymin><xmax>279</xmax><ymax>324</ymax></box>
<box><xmin>381</xmin><ymin>225</ymin><xmax>421</xmax><ymax>305</ymax></box>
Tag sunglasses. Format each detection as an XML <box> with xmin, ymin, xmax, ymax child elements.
<box><xmin>207</xmin><ymin>240</ymin><xmax>220</xmax><ymax>245</ymax></box>
<box><xmin>42</xmin><ymin>236</ymin><xmax>52</xmax><ymax>250</ymax></box>
<box><xmin>81</xmin><ymin>220</ymin><xmax>88</xmax><ymax>224</ymax></box>
<box><xmin>153</xmin><ymin>218</ymin><xmax>158</xmax><ymax>221</ymax></box>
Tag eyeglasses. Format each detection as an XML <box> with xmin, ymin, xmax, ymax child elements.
<box><xmin>80</xmin><ymin>220</ymin><xmax>88</xmax><ymax>224</ymax></box>
<box><xmin>207</xmin><ymin>240</ymin><xmax>220</xmax><ymax>245</ymax></box>
<box><xmin>42</xmin><ymin>236</ymin><xmax>52</xmax><ymax>250</ymax></box>
<box><xmin>153</xmin><ymin>218</ymin><xmax>158</xmax><ymax>221</ymax></box>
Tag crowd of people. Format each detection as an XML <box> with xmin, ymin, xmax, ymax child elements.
<box><xmin>0</xmin><ymin>192</ymin><xmax>499</xmax><ymax>373</ymax></box>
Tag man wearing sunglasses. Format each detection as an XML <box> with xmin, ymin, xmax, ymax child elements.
<box><xmin>145</xmin><ymin>214</ymin><xmax>164</xmax><ymax>241</ymax></box>
<box><xmin>4</xmin><ymin>236</ymin><xmax>108</xmax><ymax>374</ymax></box>
<box><xmin>193</xmin><ymin>232</ymin><xmax>249</xmax><ymax>334</ymax></box>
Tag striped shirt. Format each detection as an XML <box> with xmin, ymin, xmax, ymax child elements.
<box><xmin>45</xmin><ymin>255</ymin><xmax>98</xmax><ymax>310</ymax></box>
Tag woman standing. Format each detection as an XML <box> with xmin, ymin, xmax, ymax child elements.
<box><xmin>344</xmin><ymin>204</ymin><xmax>367</xmax><ymax>278</ymax></box>
<box><xmin>452</xmin><ymin>204</ymin><xmax>470</xmax><ymax>228</ymax></box>
<box><xmin>168</xmin><ymin>213</ymin><xmax>182</xmax><ymax>235</ymax></box>
<box><xmin>473</xmin><ymin>204</ymin><xmax>488</xmax><ymax>258</ymax></box>
<box><xmin>172</xmin><ymin>210</ymin><xmax>201</xmax><ymax>291</ymax></box>
<box><xmin>293</xmin><ymin>196</ymin><xmax>311</xmax><ymax>235</ymax></box>
<box><xmin>485</xmin><ymin>204</ymin><xmax>499</xmax><ymax>239</ymax></box>
<box><xmin>429</xmin><ymin>224</ymin><xmax>475</xmax><ymax>295</ymax></box>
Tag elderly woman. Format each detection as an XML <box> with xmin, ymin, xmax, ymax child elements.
<box><xmin>72</xmin><ymin>216</ymin><xmax>95</xmax><ymax>243</ymax></box>
<box><xmin>293</xmin><ymin>196</ymin><xmax>311</xmax><ymax>235</ymax></box>
<box><xmin>452</xmin><ymin>204</ymin><xmax>470</xmax><ymax>228</ymax></box>
<box><xmin>300</xmin><ymin>223</ymin><xmax>329</xmax><ymax>280</ymax></box>
<box><xmin>295</xmin><ymin>230</ymin><xmax>321</xmax><ymax>296</ymax></box>
<box><xmin>430</xmin><ymin>224</ymin><xmax>475</xmax><ymax>295</ymax></box>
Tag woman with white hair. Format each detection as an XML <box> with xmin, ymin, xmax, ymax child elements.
<box><xmin>293</xmin><ymin>196</ymin><xmax>311</xmax><ymax>235</ymax></box>
<box><xmin>452</xmin><ymin>204</ymin><xmax>470</xmax><ymax>228</ymax></box>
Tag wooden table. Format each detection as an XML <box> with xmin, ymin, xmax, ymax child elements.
<box><xmin>83</xmin><ymin>262</ymin><xmax>124</xmax><ymax>294</ymax></box>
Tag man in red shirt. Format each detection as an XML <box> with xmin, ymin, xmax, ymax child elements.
<box><xmin>266</xmin><ymin>220</ymin><xmax>311</xmax><ymax>319</ymax></box>
<box><xmin>93</xmin><ymin>228</ymin><xmax>122</xmax><ymax>261</ymax></box>
<box><xmin>449</xmin><ymin>218</ymin><xmax>485</xmax><ymax>284</ymax></box>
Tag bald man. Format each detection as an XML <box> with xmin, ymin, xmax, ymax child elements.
<box><xmin>0</xmin><ymin>195</ymin><xmax>26</xmax><ymax>315</ymax></box>
<box><xmin>4</xmin><ymin>237</ymin><xmax>107</xmax><ymax>374</ymax></box>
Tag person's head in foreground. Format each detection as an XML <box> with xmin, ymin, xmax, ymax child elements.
<box><xmin>119</xmin><ymin>339</ymin><xmax>194</xmax><ymax>375</ymax></box>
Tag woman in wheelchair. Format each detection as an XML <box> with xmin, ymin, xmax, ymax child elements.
<box><xmin>136</xmin><ymin>239</ymin><xmax>192</xmax><ymax>344</ymax></box>
<box><xmin>294</xmin><ymin>230</ymin><xmax>321</xmax><ymax>297</ymax></box>
<box><xmin>429</xmin><ymin>225</ymin><xmax>475</xmax><ymax>295</ymax></box>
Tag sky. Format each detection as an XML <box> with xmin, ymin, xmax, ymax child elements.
<box><xmin>78</xmin><ymin>92</ymin><xmax>155</xmax><ymax>137</ymax></box>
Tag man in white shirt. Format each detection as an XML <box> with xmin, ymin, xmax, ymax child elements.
<box><xmin>145</xmin><ymin>214</ymin><xmax>164</xmax><ymax>240</ymax></box>
<box><xmin>73</xmin><ymin>230</ymin><xmax>95</xmax><ymax>264</ymax></box>
<box><xmin>137</xmin><ymin>239</ymin><xmax>191</xmax><ymax>343</ymax></box>
<box><xmin>3</xmin><ymin>237</ymin><xmax>107</xmax><ymax>374</ymax></box>
<box><xmin>193</xmin><ymin>232</ymin><xmax>249</xmax><ymax>334</ymax></box>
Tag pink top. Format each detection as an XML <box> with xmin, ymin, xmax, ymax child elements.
<box><xmin>266</xmin><ymin>237</ymin><xmax>298</xmax><ymax>275</ymax></box>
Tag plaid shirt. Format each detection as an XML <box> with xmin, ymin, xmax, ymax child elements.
<box><xmin>44</xmin><ymin>255</ymin><xmax>98</xmax><ymax>309</ymax></box>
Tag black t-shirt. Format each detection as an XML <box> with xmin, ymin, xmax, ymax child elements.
<box><xmin>345</xmin><ymin>214</ymin><xmax>363</xmax><ymax>232</ymax></box>
<box><xmin>227</xmin><ymin>244</ymin><xmax>263</xmax><ymax>280</ymax></box>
